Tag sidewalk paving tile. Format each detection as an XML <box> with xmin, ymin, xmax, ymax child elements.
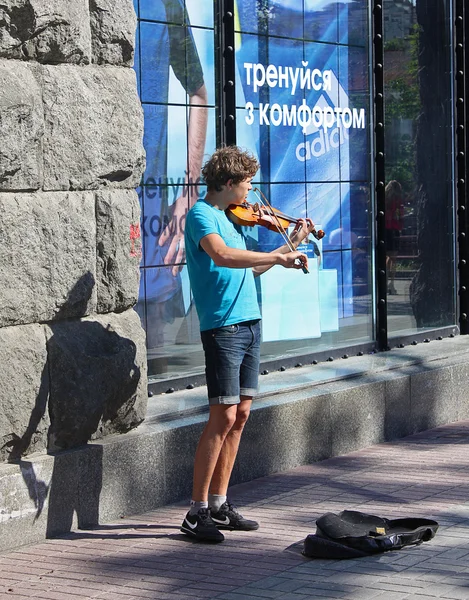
<box><xmin>2</xmin><ymin>421</ymin><xmax>469</xmax><ymax>599</ymax></box>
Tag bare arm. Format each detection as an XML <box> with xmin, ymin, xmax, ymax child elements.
<box><xmin>200</xmin><ymin>233</ymin><xmax>308</xmax><ymax>271</ymax></box>
<box><xmin>159</xmin><ymin>84</ymin><xmax>209</xmax><ymax>275</ymax></box>
<box><xmin>187</xmin><ymin>84</ymin><xmax>208</xmax><ymax>195</ymax></box>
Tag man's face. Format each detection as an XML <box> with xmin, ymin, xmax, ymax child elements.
<box><xmin>229</xmin><ymin>176</ymin><xmax>253</xmax><ymax>205</ymax></box>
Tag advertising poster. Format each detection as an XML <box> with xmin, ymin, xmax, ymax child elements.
<box><xmin>134</xmin><ymin>0</ymin><xmax>371</xmax><ymax>373</ymax></box>
<box><xmin>135</xmin><ymin>0</ymin><xmax>217</xmax><ymax>363</ymax></box>
<box><xmin>235</xmin><ymin>0</ymin><xmax>370</xmax><ymax>342</ymax></box>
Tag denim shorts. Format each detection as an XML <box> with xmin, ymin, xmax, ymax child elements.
<box><xmin>200</xmin><ymin>319</ymin><xmax>261</xmax><ymax>405</ymax></box>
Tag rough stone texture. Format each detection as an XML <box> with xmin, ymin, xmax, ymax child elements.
<box><xmin>90</xmin><ymin>0</ymin><xmax>136</xmax><ymax>66</ymax></box>
<box><xmin>162</xmin><ymin>420</ymin><xmax>203</xmax><ymax>504</ymax></box>
<box><xmin>330</xmin><ymin>380</ymin><xmax>386</xmax><ymax>456</ymax></box>
<box><xmin>448</xmin><ymin>360</ymin><xmax>469</xmax><ymax>421</ymax></box>
<box><xmin>0</xmin><ymin>0</ymin><xmax>146</xmax><ymax>471</ymax></box>
<box><xmin>96</xmin><ymin>189</ymin><xmax>142</xmax><ymax>314</ymax></box>
<box><xmin>99</xmin><ymin>431</ymin><xmax>165</xmax><ymax>522</ymax></box>
<box><xmin>0</xmin><ymin>192</ymin><xmax>97</xmax><ymax>327</ymax></box>
<box><xmin>0</xmin><ymin>59</ymin><xmax>42</xmax><ymax>190</ymax></box>
<box><xmin>2</xmin><ymin>342</ymin><xmax>469</xmax><ymax>550</ymax></box>
<box><xmin>46</xmin><ymin>309</ymin><xmax>147</xmax><ymax>451</ymax></box>
<box><xmin>235</xmin><ymin>394</ymin><xmax>331</xmax><ymax>484</ymax></box>
<box><xmin>45</xmin><ymin>445</ymin><xmax>103</xmax><ymax>538</ymax></box>
<box><xmin>410</xmin><ymin>364</ymin><xmax>458</xmax><ymax>433</ymax></box>
<box><xmin>0</xmin><ymin>324</ymin><xmax>49</xmax><ymax>461</ymax></box>
<box><xmin>0</xmin><ymin>458</ymin><xmax>52</xmax><ymax>550</ymax></box>
<box><xmin>0</xmin><ymin>0</ymin><xmax>92</xmax><ymax>63</ymax></box>
<box><xmin>42</xmin><ymin>65</ymin><xmax>145</xmax><ymax>191</ymax></box>
<box><xmin>384</xmin><ymin>373</ymin><xmax>412</xmax><ymax>441</ymax></box>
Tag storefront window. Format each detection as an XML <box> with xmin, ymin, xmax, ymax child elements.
<box><xmin>133</xmin><ymin>0</ymin><xmax>457</xmax><ymax>386</ymax></box>
<box><xmin>384</xmin><ymin>0</ymin><xmax>456</xmax><ymax>336</ymax></box>
<box><xmin>235</xmin><ymin>0</ymin><xmax>374</xmax><ymax>361</ymax></box>
<box><xmin>134</xmin><ymin>0</ymin><xmax>216</xmax><ymax>379</ymax></box>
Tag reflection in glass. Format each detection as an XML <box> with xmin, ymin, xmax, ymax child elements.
<box><xmin>142</xmin><ymin>266</ymin><xmax>203</xmax><ymax>379</ymax></box>
<box><xmin>141</xmin><ymin>185</ymin><xmax>190</xmax><ymax>268</ymax></box>
<box><xmin>143</xmin><ymin>104</ymin><xmax>188</xmax><ymax>184</ymax></box>
<box><xmin>303</xmin><ymin>42</ymin><xmax>340</xmax><ymax>184</ymax></box>
<box><xmin>134</xmin><ymin>1</ymin><xmax>215</xmax><ymax>378</ymax></box>
<box><xmin>307</xmin><ymin>182</ymin><xmax>341</xmax><ymax>248</ymax></box>
<box><xmin>235</xmin><ymin>0</ymin><xmax>373</xmax><ymax>358</ymax></box>
<box><xmin>338</xmin><ymin>0</ymin><xmax>368</xmax><ymax>46</ymax></box>
<box><xmin>304</xmin><ymin>0</ymin><xmax>338</xmax><ymax>43</ymax></box>
<box><xmin>339</xmin><ymin>45</ymin><xmax>370</xmax><ymax>182</ymax></box>
<box><xmin>257</xmin><ymin>183</ymin><xmax>308</xmax><ymax>253</ymax></box>
<box><xmin>191</xmin><ymin>27</ymin><xmax>216</xmax><ymax>106</ymax></box>
<box><xmin>140</xmin><ymin>0</ymin><xmax>181</xmax><ymax>23</ymax></box>
<box><xmin>235</xmin><ymin>34</ymin><xmax>260</xmax><ymax>109</ymax></box>
<box><xmin>186</xmin><ymin>0</ymin><xmax>214</xmax><ymax>28</ymax></box>
<box><xmin>384</xmin><ymin>0</ymin><xmax>455</xmax><ymax>336</ymax></box>
<box><xmin>235</xmin><ymin>0</ymin><xmax>278</xmax><ymax>35</ymax></box>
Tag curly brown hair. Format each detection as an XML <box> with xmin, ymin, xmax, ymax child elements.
<box><xmin>202</xmin><ymin>146</ymin><xmax>259</xmax><ymax>191</ymax></box>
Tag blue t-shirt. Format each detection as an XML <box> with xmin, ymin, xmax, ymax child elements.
<box><xmin>185</xmin><ymin>200</ymin><xmax>261</xmax><ymax>331</ymax></box>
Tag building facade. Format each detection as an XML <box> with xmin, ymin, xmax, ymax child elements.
<box><xmin>134</xmin><ymin>0</ymin><xmax>461</xmax><ymax>393</ymax></box>
<box><xmin>2</xmin><ymin>0</ymin><xmax>469</xmax><ymax>551</ymax></box>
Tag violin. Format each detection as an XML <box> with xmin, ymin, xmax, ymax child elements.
<box><xmin>226</xmin><ymin>202</ymin><xmax>325</xmax><ymax>241</ymax></box>
<box><xmin>226</xmin><ymin>188</ymin><xmax>325</xmax><ymax>275</ymax></box>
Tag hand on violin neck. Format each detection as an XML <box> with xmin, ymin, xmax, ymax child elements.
<box><xmin>289</xmin><ymin>217</ymin><xmax>315</xmax><ymax>248</ymax></box>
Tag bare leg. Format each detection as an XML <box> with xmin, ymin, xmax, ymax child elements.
<box><xmin>191</xmin><ymin>404</ymin><xmax>238</xmax><ymax>502</ymax></box>
<box><xmin>209</xmin><ymin>397</ymin><xmax>252</xmax><ymax>496</ymax></box>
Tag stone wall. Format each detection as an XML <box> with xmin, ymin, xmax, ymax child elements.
<box><xmin>0</xmin><ymin>0</ymin><xmax>147</xmax><ymax>461</ymax></box>
<box><xmin>1</xmin><ymin>336</ymin><xmax>468</xmax><ymax>551</ymax></box>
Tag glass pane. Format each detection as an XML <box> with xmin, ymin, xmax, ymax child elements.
<box><xmin>140</xmin><ymin>22</ymin><xmax>174</xmax><ymax>104</ymax></box>
<box><xmin>142</xmin><ymin>185</ymin><xmax>189</xmax><ymax>268</ymax></box>
<box><xmin>142</xmin><ymin>104</ymin><xmax>188</xmax><ymax>184</ymax></box>
<box><xmin>303</xmin><ymin>42</ymin><xmax>340</xmax><ymax>184</ymax></box>
<box><xmin>190</xmin><ymin>27</ymin><xmax>216</xmax><ymax>106</ymax></box>
<box><xmin>235</xmin><ymin>0</ymin><xmax>374</xmax><ymax>357</ymax></box>
<box><xmin>143</xmin><ymin>266</ymin><xmax>204</xmax><ymax>379</ymax></box>
<box><xmin>269</xmin><ymin>0</ymin><xmax>305</xmax><ymax>40</ymax></box>
<box><xmin>235</xmin><ymin>0</ymin><xmax>276</xmax><ymax>35</ymax></box>
<box><xmin>134</xmin><ymin>3</ymin><xmax>216</xmax><ymax>379</ymax></box>
<box><xmin>140</xmin><ymin>0</ymin><xmax>183</xmax><ymax>24</ymax></box>
<box><xmin>187</xmin><ymin>107</ymin><xmax>217</xmax><ymax>185</ymax></box>
<box><xmin>339</xmin><ymin>0</ymin><xmax>368</xmax><ymax>46</ymax></box>
<box><xmin>304</xmin><ymin>0</ymin><xmax>338</xmax><ymax>43</ymax></box>
<box><xmin>140</xmin><ymin>21</ymin><xmax>206</xmax><ymax>105</ymax></box>
<box><xmin>339</xmin><ymin>45</ymin><xmax>370</xmax><ymax>182</ymax></box>
<box><xmin>236</xmin><ymin>34</ymin><xmax>261</xmax><ymax>110</ymax></box>
<box><xmin>384</xmin><ymin>0</ymin><xmax>456</xmax><ymax>336</ymax></box>
<box><xmin>186</xmin><ymin>0</ymin><xmax>214</xmax><ymax>28</ymax></box>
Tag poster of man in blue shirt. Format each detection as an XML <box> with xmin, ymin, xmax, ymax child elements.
<box><xmin>135</xmin><ymin>0</ymin><xmax>214</xmax><ymax>356</ymax></box>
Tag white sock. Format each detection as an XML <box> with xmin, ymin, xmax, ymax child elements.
<box><xmin>189</xmin><ymin>500</ymin><xmax>208</xmax><ymax>515</ymax></box>
<box><xmin>209</xmin><ymin>494</ymin><xmax>227</xmax><ymax>512</ymax></box>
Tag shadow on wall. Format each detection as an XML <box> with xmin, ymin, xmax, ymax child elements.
<box><xmin>5</xmin><ymin>272</ymin><xmax>142</xmax><ymax>536</ymax></box>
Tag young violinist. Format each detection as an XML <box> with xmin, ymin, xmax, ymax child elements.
<box><xmin>181</xmin><ymin>145</ymin><xmax>315</xmax><ymax>542</ymax></box>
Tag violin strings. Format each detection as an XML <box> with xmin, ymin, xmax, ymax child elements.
<box><xmin>253</xmin><ymin>188</ymin><xmax>323</xmax><ymax>241</ymax></box>
<box><xmin>252</xmin><ymin>188</ymin><xmax>296</xmax><ymax>253</ymax></box>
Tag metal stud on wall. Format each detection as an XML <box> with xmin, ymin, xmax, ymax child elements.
<box><xmin>456</xmin><ymin>0</ymin><xmax>469</xmax><ymax>333</ymax></box>
<box><xmin>218</xmin><ymin>0</ymin><xmax>236</xmax><ymax>146</ymax></box>
<box><xmin>373</xmin><ymin>1</ymin><xmax>388</xmax><ymax>350</ymax></box>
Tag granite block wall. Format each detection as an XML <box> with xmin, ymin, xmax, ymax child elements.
<box><xmin>0</xmin><ymin>0</ymin><xmax>147</xmax><ymax>461</ymax></box>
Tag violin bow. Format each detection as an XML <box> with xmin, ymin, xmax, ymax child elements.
<box><xmin>252</xmin><ymin>187</ymin><xmax>309</xmax><ymax>274</ymax></box>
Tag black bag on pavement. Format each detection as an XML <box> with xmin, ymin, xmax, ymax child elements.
<box><xmin>303</xmin><ymin>510</ymin><xmax>438</xmax><ymax>559</ymax></box>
